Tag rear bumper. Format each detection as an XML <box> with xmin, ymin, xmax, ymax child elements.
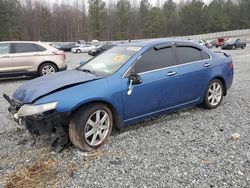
<box><xmin>59</xmin><ymin>65</ymin><xmax>67</xmax><ymax>71</ymax></box>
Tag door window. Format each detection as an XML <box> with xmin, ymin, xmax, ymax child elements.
<box><xmin>135</xmin><ymin>46</ymin><xmax>174</xmax><ymax>74</ymax></box>
<box><xmin>201</xmin><ymin>50</ymin><xmax>210</xmax><ymax>60</ymax></box>
<box><xmin>12</xmin><ymin>43</ymin><xmax>45</xmax><ymax>53</ymax></box>
<box><xmin>176</xmin><ymin>46</ymin><xmax>203</xmax><ymax>64</ymax></box>
<box><xmin>0</xmin><ymin>43</ymin><xmax>10</xmax><ymax>54</ymax></box>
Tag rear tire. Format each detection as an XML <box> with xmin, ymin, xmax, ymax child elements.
<box><xmin>69</xmin><ymin>104</ymin><xmax>113</xmax><ymax>151</ymax></box>
<box><xmin>38</xmin><ymin>63</ymin><xmax>57</xmax><ymax>76</ymax></box>
<box><xmin>77</xmin><ymin>49</ymin><xmax>81</xmax><ymax>53</ymax></box>
<box><xmin>203</xmin><ymin>79</ymin><xmax>224</xmax><ymax>109</ymax></box>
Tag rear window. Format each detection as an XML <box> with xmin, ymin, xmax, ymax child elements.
<box><xmin>0</xmin><ymin>43</ymin><xmax>10</xmax><ymax>54</ymax></box>
<box><xmin>12</xmin><ymin>43</ymin><xmax>46</xmax><ymax>53</ymax></box>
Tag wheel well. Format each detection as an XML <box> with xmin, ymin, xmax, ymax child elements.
<box><xmin>213</xmin><ymin>77</ymin><xmax>227</xmax><ymax>96</ymax></box>
<box><xmin>72</xmin><ymin>101</ymin><xmax>123</xmax><ymax>130</ymax></box>
<box><xmin>38</xmin><ymin>61</ymin><xmax>58</xmax><ymax>73</ymax></box>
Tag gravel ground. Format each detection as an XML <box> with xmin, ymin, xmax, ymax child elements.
<box><xmin>0</xmin><ymin>45</ymin><xmax>250</xmax><ymax>188</ymax></box>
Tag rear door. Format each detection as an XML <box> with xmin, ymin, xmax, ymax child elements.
<box><xmin>11</xmin><ymin>43</ymin><xmax>45</xmax><ymax>72</ymax></box>
<box><xmin>0</xmin><ymin>43</ymin><xmax>12</xmax><ymax>74</ymax></box>
<box><xmin>175</xmin><ymin>44</ymin><xmax>212</xmax><ymax>104</ymax></box>
<box><xmin>122</xmin><ymin>45</ymin><xmax>181</xmax><ymax>120</ymax></box>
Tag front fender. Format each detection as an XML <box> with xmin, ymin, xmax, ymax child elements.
<box><xmin>34</xmin><ymin>76</ymin><xmax>124</xmax><ymax>119</ymax></box>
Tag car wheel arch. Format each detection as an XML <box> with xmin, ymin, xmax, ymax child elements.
<box><xmin>209</xmin><ymin>76</ymin><xmax>227</xmax><ymax>96</ymax></box>
<box><xmin>71</xmin><ymin>100</ymin><xmax>124</xmax><ymax>130</ymax></box>
<box><xmin>38</xmin><ymin>61</ymin><xmax>59</xmax><ymax>73</ymax></box>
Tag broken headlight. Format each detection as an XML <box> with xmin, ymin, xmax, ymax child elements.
<box><xmin>17</xmin><ymin>102</ymin><xmax>58</xmax><ymax>117</ymax></box>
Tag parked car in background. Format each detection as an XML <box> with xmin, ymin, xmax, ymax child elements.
<box><xmin>206</xmin><ymin>39</ymin><xmax>217</xmax><ymax>48</ymax></box>
<box><xmin>215</xmin><ymin>38</ymin><xmax>225</xmax><ymax>48</ymax></box>
<box><xmin>221</xmin><ymin>38</ymin><xmax>246</xmax><ymax>50</ymax></box>
<box><xmin>50</xmin><ymin>43</ymin><xmax>62</xmax><ymax>49</ymax></box>
<box><xmin>72</xmin><ymin>44</ymin><xmax>96</xmax><ymax>53</ymax></box>
<box><xmin>0</xmin><ymin>41</ymin><xmax>67</xmax><ymax>78</ymax></box>
<box><xmin>59</xmin><ymin>43</ymin><xmax>78</xmax><ymax>52</ymax></box>
<box><xmin>88</xmin><ymin>44</ymin><xmax>116</xmax><ymax>56</ymax></box>
<box><xmin>5</xmin><ymin>40</ymin><xmax>234</xmax><ymax>151</ymax></box>
<box><xmin>190</xmin><ymin>39</ymin><xmax>212</xmax><ymax>48</ymax></box>
<box><xmin>76</xmin><ymin>40</ymin><xmax>86</xmax><ymax>45</ymax></box>
<box><xmin>91</xmin><ymin>40</ymin><xmax>99</xmax><ymax>45</ymax></box>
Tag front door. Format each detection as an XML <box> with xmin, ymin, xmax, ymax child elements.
<box><xmin>122</xmin><ymin>45</ymin><xmax>181</xmax><ymax>121</ymax></box>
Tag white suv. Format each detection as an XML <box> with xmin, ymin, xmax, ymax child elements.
<box><xmin>0</xmin><ymin>41</ymin><xmax>67</xmax><ymax>78</ymax></box>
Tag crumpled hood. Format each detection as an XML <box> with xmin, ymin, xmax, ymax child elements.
<box><xmin>13</xmin><ymin>70</ymin><xmax>101</xmax><ymax>103</ymax></box>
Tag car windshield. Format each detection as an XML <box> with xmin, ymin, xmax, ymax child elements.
<box><xmin>78</xmin><ymin>46</ymin><xmax>141</xmax><ymax>75</ymax></box>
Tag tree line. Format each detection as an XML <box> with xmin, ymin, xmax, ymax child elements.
<box><xmin>0</xmin><ymin>0</ymin><xmax>250</xmax><ymax>42</ymax></box>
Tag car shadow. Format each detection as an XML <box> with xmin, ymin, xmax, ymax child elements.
<box><xmin>0</xmin><ymin>76</ymin><xmax>33</xmax><ymax>83</ymax></box>
<box><xmin>112</xmin><ymin>106</ymin><xmax>206</xmax><ymax>136</ymax></box>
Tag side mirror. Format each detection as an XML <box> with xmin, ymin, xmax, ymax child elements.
<box><xmin>129</xmin><ymin>73</ymin><xmax>142</xmax><ymax>85</ymax></box>
<box><xmin>127</xmin><ymin>73</ymin><xmax>142</xmax><ymax>96</ymax></box>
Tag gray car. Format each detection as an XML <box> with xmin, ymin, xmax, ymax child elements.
<box><xmin>0</xmin><ymin>41</ymin><xmax>67</xmax><ymax>78</ymax></box>
<box><xmin>221</xmin><ymin>38</ymin><xmax>247</xmax><ymax>50</ymax></box>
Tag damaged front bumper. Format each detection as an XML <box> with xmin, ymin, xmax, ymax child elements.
<box><xmin>3</xmin><ymin>93</ymin><xmax>71</xmax><ymax>152</ymax></box>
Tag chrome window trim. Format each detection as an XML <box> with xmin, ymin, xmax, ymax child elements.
<box><xmin>122</xmin><ymin>55</ymin><xmax>142</xmax><ymax>78</ymax></box>
<box><xmin>138</xmin><ymin>57</ymin><xmax>212</xmax><ymax>75</ymax></box>
<box><xmin>122</xmin><ymin>46</ymin><xmax>212</xmax><ymax>77</ymax></box>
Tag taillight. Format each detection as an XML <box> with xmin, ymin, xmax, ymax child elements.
<box><xmin>53</xmin><ymin>50</ymin><xmax>66</xmax><ymax>60</ymax></box>
<box><xmin>230</xmin><ymin>62</ymin><xmax>234</xmax><ymax>69</ymax></box>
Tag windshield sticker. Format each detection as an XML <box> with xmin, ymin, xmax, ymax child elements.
<box><xmin>113</xmin><ymin>55</ymin><xmax>125</xmax><ymax>62</ymax></box>
<box><xmin>126</xmin><ymin>47</ymin><xmax>141</xmax><ymax>51</ymax></box>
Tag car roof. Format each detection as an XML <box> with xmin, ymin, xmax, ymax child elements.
<box><xmin>118</xmin><ymin>39</ymin><xmax>200</xmax><ymax>48</ymax></box>
<box><xmin>0</xmin><ymin>41</ymin><xmax>44</xmax><ymax>44</ymax></box>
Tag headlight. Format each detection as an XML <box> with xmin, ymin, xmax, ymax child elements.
<box><xmin>17</xmin><ymin>102</ymin><xmax>58</xmax><ymax>117</ymax></box>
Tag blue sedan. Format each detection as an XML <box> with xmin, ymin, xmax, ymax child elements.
<box><xmin>4</xmin><ymin>40</ymin><xmax>234</xmax><ymax>151</ymax></box>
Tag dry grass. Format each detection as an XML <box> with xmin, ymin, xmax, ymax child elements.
<box><xmin>2</xmin><ymin>158</ymin><xmax>59</xmax><ymax>188</ymax></box>
<box><xmin>0</xmin><ymin>150</ymin><xmax>125</xmax><ymax>188</ymax></box>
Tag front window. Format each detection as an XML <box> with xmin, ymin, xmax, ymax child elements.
<box><xmin>79</xmin><ymin>46</ymin><xmax>141</xmax><ymax>75</ymax></box>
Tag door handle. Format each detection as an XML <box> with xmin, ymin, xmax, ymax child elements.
<box><xmin>204</xmin><ymin>63</ymin><xmax>211</xmax><ymax>67</ymax></box>
<box><xmin>2</xmin><ymin>56</ymin><xmax>10</xmax><ymax>58</ymax></box>
<box><xmin>166</xmin><ymin>71</ymin><xmax>177</xmax><ymax>76</ymax></box>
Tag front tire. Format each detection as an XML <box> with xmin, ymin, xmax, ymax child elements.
<box><xmin>76</xmin><ymin>49</ymin><xmax>81</xmax><ymax>53</ymax></box>
<box><xmin>69</xmin><ymin>104</ymin><xmax>113</xmax><ymax>151</ymax></box>
<box><xmin>203</xmin><ymin>79</ymin><xmax>224</xmax><ymax>109</ymax></box>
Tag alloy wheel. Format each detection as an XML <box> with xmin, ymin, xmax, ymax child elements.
<box><xmin>84</xmin><ymin>110</ymin><xmax>110</xmax><ymax>146</ymax></box>
<box><xmin>42</xmin><ymin>65</ymin><xmax>56</xmax><ymax>75</ymax></box>
<box><xmin>207</xmin><ymin>82</ymin><xmax>222</xmax><ymax>106</ymax></box>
